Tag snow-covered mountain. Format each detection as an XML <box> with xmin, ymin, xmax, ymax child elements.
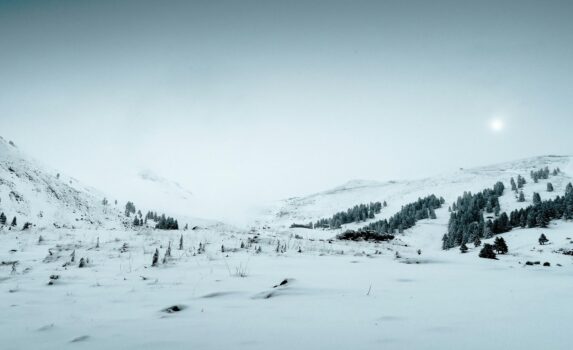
<box><xmin>0</xmin><ymin>136</ymin><xmax>125</xmax><ymax>229</ymax></box>
<box><xmin>256</xmin><ymin>155</ymin><xmax>573</xmax><ymax>232</ymax></box>
<box><xmin>3</xmin><ymin>145</ymin><xmax>573</xmax><ymax>350</ymax></box>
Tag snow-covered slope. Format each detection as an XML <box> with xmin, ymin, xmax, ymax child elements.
<box><xmin>0</xmin><ymin>136</ymin><xmax>125</xmax><ymax>229</ymax></box>
<box><xmin>256</xmin><ymin>155</ymin><xmax>573</xmax><ymax>233</ymax></box>
<box><xmin>2</xmin><ymin>151</ymin><xmax>573</xmax><ymax>350</ymax></box>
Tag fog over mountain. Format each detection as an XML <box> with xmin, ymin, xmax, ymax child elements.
<box><xmin>2</xmin><ymin>0</ymin><xmax>573</xmax><ymax>220</ymax></box>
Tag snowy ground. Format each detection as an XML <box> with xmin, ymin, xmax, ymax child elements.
<box><xmin>2</xmin><ymin>141</ymin><xmax>573</xmax><ymax>349</ymax></box>
<box><xmin>2</xmin><ymin>219</ymin><xmax>573</xmax><ymax>350</ymax></box>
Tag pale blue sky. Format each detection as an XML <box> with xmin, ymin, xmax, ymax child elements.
<box><xmin>1</xmin><ymin>0</ymin><xmax>572</xmax><ymax>218</ymax></box>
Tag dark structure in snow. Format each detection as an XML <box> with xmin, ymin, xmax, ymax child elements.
<box><xmin>337</xmin><ymin>229</ymin><xmax>394</xmax><ymax>242</ymax></box>
<box><xmin>479</xmin><ymin>244</ymin><xmax>496</xmax><ymax>259</ymax></box>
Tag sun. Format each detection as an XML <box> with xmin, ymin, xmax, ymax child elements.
<box><xmin>490</xmin><ymin>118</ymin><xmax>504</xmax><ymax>132</ymax></box>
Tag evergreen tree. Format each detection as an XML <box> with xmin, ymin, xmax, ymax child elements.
<box><xmin>473</xmin><ymin>236</ymin><xmax>482</xmax><ymax>247</ymax></box>
<box><xmin>538</xmin><ymin>233</ymin><xmax>549</xmax><ymax>245</ymax></box>
<box><xmin>547</xmin><ymin>183</ymin><xmax>554</xmax><ymax>192</ymax></box>
<box><xmin>485</xmin><ymin>200</ymin><xmax>493</xmax><ymax>213</ymax></box>
<box><xmin>493</xmin><ymin>237</ymin><xmax>508</xmax><ymax>254</ymax></box>
<box><xmin>517</xmin><ymin>175</ymin><xmax>526</xmax><ymax>188</ymax></box>
<box><xmin>459</xmin><ymin>243</ymin><xmax>468</xmax><ymax>253</ymax></box>
<box><xmin>532</xmin><ymin>192</ymin><xmax>541</xmax><ymax>206</ymax></box>
<box><xmin>479</xmin><ymin>243</ymin><xmax>496</xmax><ymax>259</ymax></box>
<box><xmin>165</xmin><ymin>242</ymin><xmax>171</xmax><ymax>258</ymax></box>
<box><xmin>510</xmin><ymin>177</ymin><xmax>517</xmax><ymax>191</ymax></box>
<box><xmin>11</xmin><ymin>216</ymin><xmax>17</xmax><ymax>227</ymax></box>
<box><xmin>0</xmin><ymin>212</ymin><xmax>6</xmax><ymax>225</ymax></box>
<box><xmin>124</xmin><ymin>201</ymin><xmax>136</xmax><ymax>217</ymax></box>
<box><xmin>152</xmin><ymin>249</ymin><xmax>159</xmax><ymax>267</ymax></box>
<box><xmin>537</xmin><ymin>209</ymin><xmax>549</xmax><ymax>228</ymax></box>
<box><xmin>518</xmin><ymin>191</ymin><xmax>525</xmax><ymax>202</ymax></box>
<box><xmin>442</xmin><ymin>234</ymin><xmax>449</xmax><ymax>250</ymax></box>
<box><xmin>429</xmin><ymin>207</ymin><xmax>437</xmax><ymax>219</ymax></box>
<box><xmin>179</xmin><ymin>234</ymin><xmax>183</xmax><ymax>250</ymax></box>
<box><xmin>484</xmin><ymin>220</ymin><xmax>494</xmax><ymax>238</ymax></box>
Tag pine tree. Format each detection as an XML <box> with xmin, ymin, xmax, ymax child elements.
<box><xmin>429</xmin><ymin>208</ymin><xmax>437</xmax><ymax>219</ymax></box>
<box><xmin>124</xmin><ymin>201</ymin><xmax>136</xmax><ymax>217</ymax></box>
<box><xmin>473</xmin><ymin>236</ymin><xmax>482</xmax><ymax>247</ymax></box>
<box><xmin>537</xmin><ymin>210</ymin><xmax>549</xmax><ymax>228</ymax></box>
<box><xmin>486</xmin><ymin>201</ymin><xmax>493</xmax><ymax>213</ymax></box>
<box><xmin>517</xmin><ymin>175</ymin><xmax>526</xmax><ymax>188</ymax></box>
<box><xmin>518</xmin><ymin>191</ymin><xmax>525</xmax><ymax>202</ymax></box>
<box><xmin>493</xmin><ymin>237</ymin><xmax>508</xmax><ymax>254</ymax></box>
<box><xmin>179</xmin><ymin>235</ymin><xmax>183</xmax><ymax>250</ymax></box>
<box><xmin>510</xmin><ymin>177</ymin><xmax>517</xmax><ymax>191</ymax></box>
<box><xmin>0</xmin><ymin>212</ymin><xmax>6</xmax><ymax>225</ymax></box>
<box><xmin>479</xmin><ymin>243</ymin><xmax>496</xmax><ymax>259</ymax></box>
<box><xmin>459</xmin><ymin>243</ymin><xmax>468</xmax><ymax>253</ymax></box>
<box><xmin>442</xmin><ymin>234</ymin><xmax>449</xmax><ymax>250</ymax></box>
<box><xmin>163</xmin><ymin>244</ymin><xmax>171</xmax><ymax>264</ymax></box>
<box><xmin>547</xmin><ymin>183</ymin><xmax>554</xmax><ymax>192</ymax></box>
<box><xmin>11</xmin><ymin>217</ymin><xmax>17</xmax><ymax>227</ymax></box>
<box><xmin>152</xmin><ymin>249</ymin><xmax>159</xmax><ymax>267</ymax></box>
<box><xmin>532</xmin><ymin>192</ymin><xmax>541</xmax><ymax>206</ymax></box>
<box><xmin>538</xmin><ymin>233</ymin><xmax>549</xmax><ymax>245</ymax></box>
<box><xmin>484</xmin><ymin>221</ymin><xmax>493</xmax><ymax>238</ymax></box>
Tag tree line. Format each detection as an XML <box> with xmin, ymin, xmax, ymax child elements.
<box><xmin>444</xmin><ymin>180</ymin><xmax>573</xmax><ymax>250</ymax></box>
<box><xmin>443</xmin><ymin>181</ymin><xmax>505</xmax><ymax>249</ymax></box>
<box><xmin>358</xmin><ymin>195</ymin><xmax>444</xmax><ymax>234</ymax></box>
<box><xmin>314</xmin><ymin>201</ymin><xmax>384</xmax><ymax>229</ymax></box>
<box><xmin>530</xmin><ymin>166</ymin><xmax>560</xmax><ymax>183</ymax></box>
<box><xmin>124</xmin><ymin>201</ymin><xmax>180</xmax><ymax>230</ymax></box>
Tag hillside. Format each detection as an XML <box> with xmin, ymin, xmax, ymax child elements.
<box><xmin>256</xmin><ymin>155</ymin><xmax>573</xmax><ymax>236</ymax></box>
<box><xmin>0</xmin><ymin>136</ymin><xmax>126</xmax><ymax>229</ymax></box>
<box><xmin>2</xmin><ymin>152</ymin><xmax>573</xmax><ymax>349</ymax></box>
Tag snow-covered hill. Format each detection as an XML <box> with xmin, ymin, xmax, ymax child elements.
<box><xmin>256</xmin><ymin>155</ymin><xmax>573</xmax><ymax>234</ymax></box>
<box><xmin>0</xmin><ymin>136</ymin><xmax>125</xmax><ymax>229</ymax></box>
<box><xmin>2</xmin><ymin>150</ymin><xmax>573</xmax><ymax>349</ymax></box>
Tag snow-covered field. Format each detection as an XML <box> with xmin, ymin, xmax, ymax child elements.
<box><xmin>2</xmin><ymin>221</ymin><xmax>573</xmax><ymax>350</ymax></box>
<box><xmin>2</xmin><ymin>136</ymin><xmax>573</xmax><ymax>349</ymax></box>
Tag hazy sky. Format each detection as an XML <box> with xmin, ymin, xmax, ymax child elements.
<box><xmin>1</xmin><ymin>0</ymin><xmax>573</xmax><ymax>220</ymax></box>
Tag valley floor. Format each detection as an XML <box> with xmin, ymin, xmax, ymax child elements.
<box><xmin>2</xmin><ymin>222</ymin><xmax>573</xmax><ymax>350</ymax></box>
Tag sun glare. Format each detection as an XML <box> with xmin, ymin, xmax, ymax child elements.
<box><xmin>490</xmin><ymin>118</ymin><xmax>504</xmax><ymax>132</ymax></box>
